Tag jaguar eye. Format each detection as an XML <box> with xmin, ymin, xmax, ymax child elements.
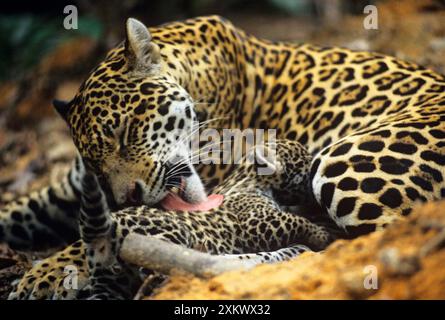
<box><xmin>118</xmin><ymin>130</ymin><xmax>128</xmax><ymax>157</ymax></box>
<box><xmin>102</xmin><ymin>124</ymin><xmax>114</xmax><ymax>138</ymax></box>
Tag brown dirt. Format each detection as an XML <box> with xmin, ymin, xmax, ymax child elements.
<box><xmin>0</xmin><ymin>244</ymin><xmax>33</xmax><ymax>300</ymax></box>
<box><xmin>0</xmin><ymin>37</ymin><xmax>100</xmax><ymax>130</ymax></box>
<box><xmin>0</xmin><ymin>117</ymin><xmax>75</xmax><ymax>205</ymax></box>
<box><xmin>150</xmin><ymin>200</ymin><xmax>445</xmax><ymax>300</ymax></box>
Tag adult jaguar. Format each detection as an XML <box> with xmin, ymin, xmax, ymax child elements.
<box><xmin>1</xmin><ymin>15</ymin><xmax>445</xmax><ymax>297</ymax></box>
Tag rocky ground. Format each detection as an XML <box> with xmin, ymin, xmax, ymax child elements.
<box><xmin>0</xmin><ymin>0</ymin><xmax>445</xmax><ymax>299</ymax></box>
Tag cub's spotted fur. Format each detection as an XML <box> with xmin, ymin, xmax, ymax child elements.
<box><xmin>10</xmin><ymin>140</ymin><xmax>331</xmax><ymax>299</ymax></box>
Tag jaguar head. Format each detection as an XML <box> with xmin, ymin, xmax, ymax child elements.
<box><xmin>54</xmin><ymin>18</ymin><xmax>206</xmax><ymax>208</ymax></box>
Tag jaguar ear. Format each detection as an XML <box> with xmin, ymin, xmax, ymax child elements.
<box><xmin>53</xmin><ymin>99</ymin><xmax>70</xmax><ymax>121</ymax></box>
<box><xmin>125</xmin><ymin>18</ymin><xmax>161</xmax><ymax>74</ymax></box>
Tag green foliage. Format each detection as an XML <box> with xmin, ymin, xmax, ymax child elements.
<box><xmin>0</xmin><ymin>15</ymin><xmax>103</xmax><ymax>82</ymax></box>
<box><xmin>267</xmin><ymin>0</ymin><xmax>312</xmax><ymax>15</ymax></box>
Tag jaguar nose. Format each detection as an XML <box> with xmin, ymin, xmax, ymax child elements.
<box><xmin>126</xmin><ymin>181</ymin><xmax>143</xmax><ymax>204</ymax></box>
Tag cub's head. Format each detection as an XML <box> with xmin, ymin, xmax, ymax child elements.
<box><xmin>250</xmin><ymin>139</ymin><xmax>312</xmax><ymax>202</ymax></box>
<box><xmin>54</xmin><ymin>18</ymin><xmax>206</xmax><ymax>208</ymax></box>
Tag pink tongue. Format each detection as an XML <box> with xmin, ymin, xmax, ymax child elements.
<box><xmin>161</xmin><ymin>193</ymin><xmax>224</xmax><ymax>212</ymax></box>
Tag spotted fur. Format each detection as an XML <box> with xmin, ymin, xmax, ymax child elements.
<box><xmin>9</xmin><ymin>140</ymin><xmax>330</xmax><ymax>299</ymax></box>
<box><xmin>1</xmin><ymin>15</ymin><xmax>445</xmax><ymax>298</ymax></box>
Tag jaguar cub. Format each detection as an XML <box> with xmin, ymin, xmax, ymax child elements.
<box><xmin>9</xmin><ymin>140</ymin><xmax>332</xmax><ymax>300</ymax></box>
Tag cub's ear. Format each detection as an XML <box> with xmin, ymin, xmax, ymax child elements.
<box><xmin>53</xmin><ymin>99</ymin><xmax>70</xmax><ymax>121</ymax></box>
<box><xmin>125</xmin><ymin>18</ymin><xmax>161</xmax><ymax>74</ymax></box>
